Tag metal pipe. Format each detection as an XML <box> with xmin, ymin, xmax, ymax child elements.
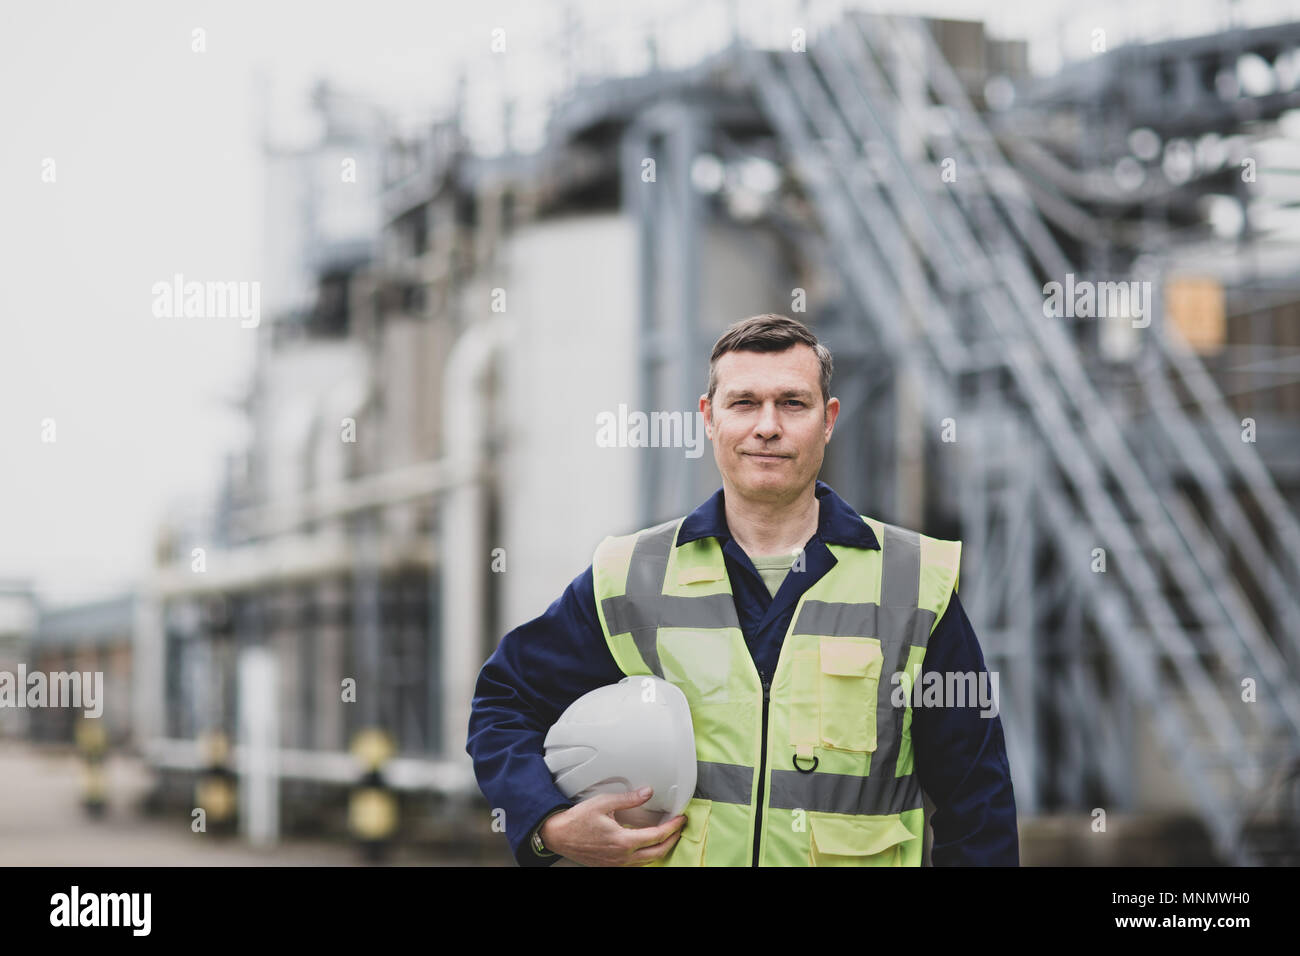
<box><xmin>439</xmin><ymin>313</ymin><xmax>515</xmax><ymax>760</ymax></box>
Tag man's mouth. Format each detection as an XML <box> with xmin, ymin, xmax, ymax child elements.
<box><xmin>745</xmin><ymin>452</ymin><xmax>789</xmax><ymax>460</ymax></box>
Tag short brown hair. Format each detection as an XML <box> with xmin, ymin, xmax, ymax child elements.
<box><xmin>707</xmin><ymin>313</ymin><xmax>833</xmax><ymax>408</ymax></box>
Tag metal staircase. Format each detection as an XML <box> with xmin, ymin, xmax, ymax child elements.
<box><xmin>737</xmin><ymin>11</ymin><xmax>1300</xmax><ymax>864</ymax></box>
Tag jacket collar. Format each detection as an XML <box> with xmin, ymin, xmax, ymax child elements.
<box><xmin>677</xmin><ymin>479</ymin><xmax>879</xmax><ymax>551</ymax></box>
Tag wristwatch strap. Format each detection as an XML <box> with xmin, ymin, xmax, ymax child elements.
<box><xmin>531</xmin><ymin>808</ymin><xmax>566</xmax><ymax>857</ymax></box>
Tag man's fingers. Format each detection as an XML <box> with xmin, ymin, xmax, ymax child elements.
<box><xmin>587</xmin><ymin>787</ymin><xmax>654</xmax><ymax>813</ymax></box>
<box><xmin>625</xmin><ymin>813</ymin><xmax>687</xmax><ymax>850</ymax></box>
<box><xmin>628</xmin><ymin>828</ymin><xmax>683</xmax><ymax>864</ymax></box>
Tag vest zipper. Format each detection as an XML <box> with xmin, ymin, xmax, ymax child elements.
<box><xmin>752</xmin><ymin>669</ymin><xmax>771</xmax><ymax>867</ymax></box>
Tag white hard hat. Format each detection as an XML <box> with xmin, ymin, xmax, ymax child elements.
<box><xmin>544</xmin><ymin>675</ymin><xmax>697</xmax><ymax>828</ymax></box>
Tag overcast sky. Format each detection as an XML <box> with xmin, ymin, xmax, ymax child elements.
<box><xmin>1</xmin><ymin>0</ymin><xmax>1297</xmax><ymax>606</ymax></box>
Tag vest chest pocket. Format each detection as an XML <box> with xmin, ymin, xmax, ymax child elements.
<box><xmin>809</xmin><ymin>812</ymin><xmax>917</xmax><ymax>866</ymax></box>
<box><xmin>818</xmin><ymin>636</ymin><xmax>883</xmax><ymax>753</ymax></box>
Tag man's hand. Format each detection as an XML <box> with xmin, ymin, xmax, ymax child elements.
<box><xmin>540</xmin><ymin>787</ymin><xmax>688</xmax><ymax>866</ymax></box>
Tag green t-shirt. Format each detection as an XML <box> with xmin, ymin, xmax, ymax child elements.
<box><xmin>748</xmin><ymin>551</ymin><xmax>800</xmax><ymax>598</ymax></box>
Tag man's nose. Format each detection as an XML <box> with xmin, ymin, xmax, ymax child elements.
<box><xmin>755</xmin><ymin>401</ymin><xmax>781</xmax><ymax>436</ymax></box>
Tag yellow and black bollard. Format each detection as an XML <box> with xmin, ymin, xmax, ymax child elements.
<box><xmin>195</xmin><ymin>730</ymin><xmax>238</xmax><ymax>836</ymax></box>
<box><xmin>75</xmin><ymin>717</ymin><xmax>108</xmax><ymax>818</ymax></box>
<box><xmin>348</xmin><ymin>728</ymin><xmax>398</xmax><ymax>862</ymax></box>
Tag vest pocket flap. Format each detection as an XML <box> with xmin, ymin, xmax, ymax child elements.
<box><xmin>655</xmin><ymin>798</ymin><xmax>711</xmax><ymax>867</ymax></box>
<box><xmin>677</xmin><ymin>566</ymin><xmax>725</xmax><ymax>586</ymax></box>
<box><xmin>819</xmin><ymin>636</ymin><xmax>883</xmax><ymax>677</ymax></box>
<box><xmin>678</xmin><ymin>798</ymin><xmax>712</xmax><ymax>845</ymax></box>
<box><xmin>810</xmin><ymin>813</ymin><xmax>916</xmax><ymax>857</ymax></box>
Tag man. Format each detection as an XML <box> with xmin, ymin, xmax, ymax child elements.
<box><xmin>467</xmin><ymin>313</ymin><xmax>1018</xmax><ymax>866</ymax></box>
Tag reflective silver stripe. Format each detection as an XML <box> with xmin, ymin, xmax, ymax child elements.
<box><xmin>605</xmin><ymin>593</ymin><xmax>742</xmax><ymax>636</ymax></box>
<box><xmin>792</xmin><ymin>600</ymin><xmax>934</xmax><ymax>644</ymax></box>
<box><xmin>656</xmin><ymin>594</ymin><xmax>743</xmax><ymax>631</ymax></box>
<box><xmin>793</xmin><ymin>600</ymin><xmax>877</xmax><ymax>637</ymax></box>
<box><xmin>880</xmin><ymin>523</ymin><xmax>920</xmax><ymax>607</ymax></box>
<box><xmin>767</xmin><ymin>767</ymin><xmax>922</xmax><ymax>816</ymax></box>
<box><xmin>599</xmin><ymin>519</ymin><xmax>742</xmax><ymax>676</ymax></box>
<box><xmin>694</xmin><ymin>761</ymin><xmax>753</xmax><ymax>804</ymax></box>
<box><xmin>869</xmin><ymin>524</ymin><xmax>924</xmax><ymax>793</ymax></box>
<box><xmin>598</xmin><ymin>520</ymin><xmax>679</xmax><ymax>677</ymax></box>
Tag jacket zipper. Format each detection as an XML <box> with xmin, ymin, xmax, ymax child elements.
<box><xmin>752</xmin><ymin>669</ymin><xmax>771</xmax><ymax>867</ymax></box>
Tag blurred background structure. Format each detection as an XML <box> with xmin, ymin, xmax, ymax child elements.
<box><xmin>5</xmin><ymin>1</ymin><xmax>1300</xmax><ymax>865</ymax></box>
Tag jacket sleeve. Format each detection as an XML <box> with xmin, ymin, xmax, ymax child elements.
<box><xmin>465</xmin><ymin>563</ymin><xmax>626</xmax><ymax>866</ymax></box>
<box><xmin>910</xmin><ymin>590</ymin><xmax>1020</xmax><ymax>865</ymax></box>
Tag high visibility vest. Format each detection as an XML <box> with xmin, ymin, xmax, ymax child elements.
<box><xmin>591</xmin><ymin>512</ymin><xmax>962</xmax><ymax>866</ymax></box>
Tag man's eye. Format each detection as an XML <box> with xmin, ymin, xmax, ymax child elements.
<box><xmin>786</xmin><ymin>400</ymin><xmax>804</xmax><ymax>407</ymax></box>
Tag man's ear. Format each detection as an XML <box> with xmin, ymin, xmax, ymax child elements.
<box><xmin>823</xmin><ymin>396</ymin><xmax>840</xmax><ymax>439</ymax></box>
<box><xmin>699</xmin><ymin>394</ymin><xmax>712</xmax><ymax>437</ymax></box>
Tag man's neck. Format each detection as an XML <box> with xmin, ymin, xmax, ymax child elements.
<box><xmin>724</xmin><ymin>483</ymin><xmax>820</xmax><ymax>557</ymax></box>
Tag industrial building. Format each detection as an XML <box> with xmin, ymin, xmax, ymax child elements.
<box><xmin>62</xmin><ymin>10</ymin><xmax>1300</xmax><ymax>863</ymax></box>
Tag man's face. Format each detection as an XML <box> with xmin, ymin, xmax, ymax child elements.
<box><xmin>701</xmin><ymin>345</ymin><xmax>839</xmax><ymax>504</ymax></box>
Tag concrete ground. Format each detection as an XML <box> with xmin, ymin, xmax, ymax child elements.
<box><xmin>0</xmin><ymin>740</ymin><xmax>505</xmax><ymax>866</ymax></box>
<box><xmin>2</xmin><ymin>740</ymin><xmax>1225</xmax><ymax>866</ymax></box>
